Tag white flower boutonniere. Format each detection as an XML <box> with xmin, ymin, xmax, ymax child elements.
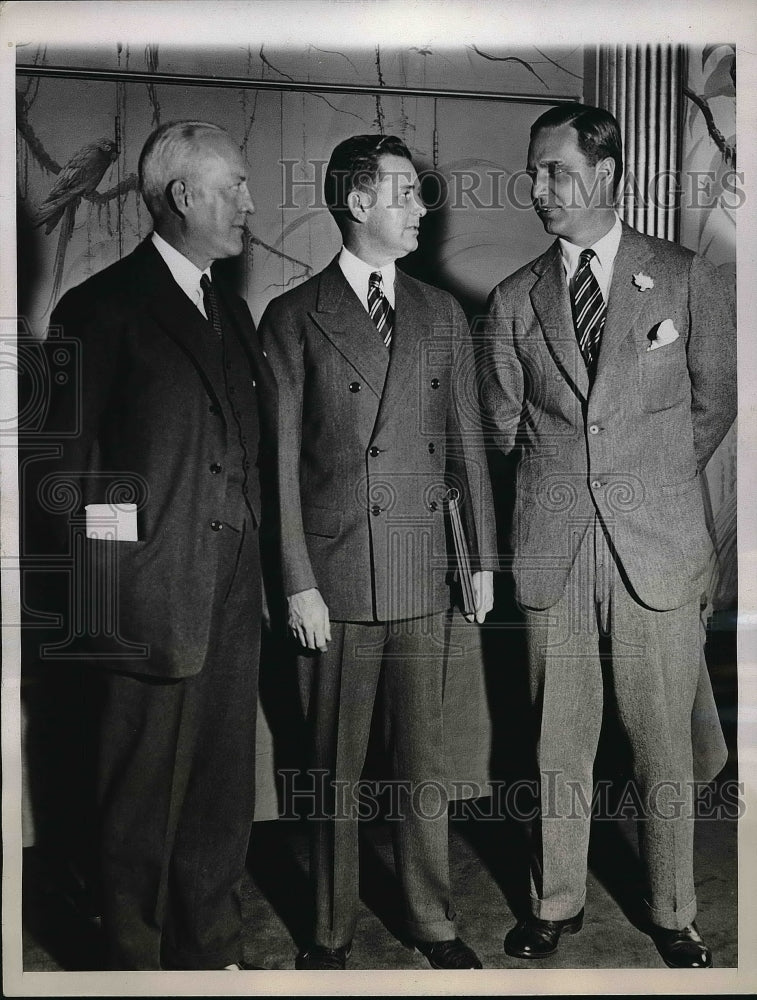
<box><xmin>647</xmin><ymin>318</ymin><xmax>680</xmax><ymax>351</ymax></box>
<box><xmin>633</xmin><ymin>272</ymin><xmax>654</xmax><ymax>291</ymax></box>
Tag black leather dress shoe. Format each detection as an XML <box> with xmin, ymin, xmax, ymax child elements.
<box><xmin>650</xmin><ymin>922</ymin><xmax>713</xmax><ymax>968</ymax></box>
<box><xmin>414</xmin><ymin>936</ymin><xmax>483</xmax><ymax>969</ymax></box>
<box><xmin>504</xmin><ymin>908</ymin><xmax>584</xmax><ymax>959</ymax></box>
<box><xmin>295</xmin><ymin>943</ymin><xmax>352</xmax><ymax>970</ymax></box>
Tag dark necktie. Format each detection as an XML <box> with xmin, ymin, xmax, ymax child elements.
<box><xmin>571</xmin><ymin>248</ymin><xmax>606</xmax><ymax>373</ymax></box>
<box><xmin>200</xmin><ymin>273</ymin><xmax>224</xmax><ymax>338</ymax></box>
<box><xmin>367</xmin><ymin>271</ymin><xmax>394</xmax><ymax>349</ymax></box>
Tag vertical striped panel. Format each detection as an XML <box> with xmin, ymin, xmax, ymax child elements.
<box><xmin>596</xmin><ymin>45</ymin><xmax>683</xmax><ymax>241</ymax></box>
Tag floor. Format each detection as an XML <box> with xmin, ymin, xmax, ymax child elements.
<box><xmin>20</xmin><ymin>621</ymin><xmax>738</xmax><ymax>974</ymax></box>
<box><xmin>21</xmin><ymin>777</ymin><xmax>738</xmax><ymax>973</ymax></box>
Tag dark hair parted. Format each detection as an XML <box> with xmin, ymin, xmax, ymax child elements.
<box><xmin>530</xmin><ymin>103</ymin><xmax>624</xmax><ymax>193</ymax></box>
<box><xmin>324</xmin><ymin>134</ymin><xmax>414</xmax><ymax>231</ymax></box>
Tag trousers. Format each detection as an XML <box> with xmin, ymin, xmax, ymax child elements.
<box><xmin>297</xmin><ymin>613</ymin><xmax>458</xmax><ymax>948</ymax></box>
<box><xmin>97</xmin><ymin>516</ymin><xmax>261</xmax><ymax>969</ymax></box>
<box><xmin>524</xmin><ymin>519</ymin><xmax>701</xmax><ymax>929</ymax></box>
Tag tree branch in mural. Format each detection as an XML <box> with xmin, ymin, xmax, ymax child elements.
<box><xmin>374</xmin><ymin>46</ymin><xmax>386</xmax><ymax>135</ymax></box>
<box><xmin>684</xmin><ymin>45</ymin><xmax>736</xmax><ymax>167</ymax></box>
<box><xmin>470</xmin><ymin>46</ymin><xmax>547</xmax><ymax>87</ymax></box>
<box><xmin>683</xmin><ymin>86</ymin><xmax>736</xmax><ymax>167</ymax></box>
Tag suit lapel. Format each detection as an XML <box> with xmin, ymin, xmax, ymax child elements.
<box><xmin>134</xmin><ymin>241</ymin><xmax>227</xmax><ymax>401</ymax></box>
<box><xmin>593</xmin><ymin>224</ymin><xmax>654</xmax><ymax>387</ymax></box>
<box><xmin>310</xmin><ymin>258</ymin><xmax>390</xmax><ymax>399</ymax></box>
<box><xmin>213</xmin><ymin>276</ymin><xmax>277</xmax><ymax>403</ymax></box>
<box><xmin>372</xmin><ymin>271</ymin><xmax>422</xmax><ymax>438</ymax></box>
<box><xmin>530</xmin><ymin>242</ymin><xmax>590</xmax><ymax>402</ymax></box>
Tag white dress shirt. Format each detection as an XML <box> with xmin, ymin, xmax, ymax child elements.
<box><xmin>338</xmin><ymin>245</ymin><xmax>396</xmax><ymax>311</ymax></box>
<box><xmin>559</xmin><ymin>213</ymin><xmax>622</xmax><ymax>300</ymax></box>
<box><xmin>152</xmin><ymin>231</ymin><xmax>212</xmax><ymax>319</ymax></box>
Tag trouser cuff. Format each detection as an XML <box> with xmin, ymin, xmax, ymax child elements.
<box><xmin>531</xmin><ymin>888</ymin><xmax>586</xmax><ymax>922</ymax></box>
<box><xmin>645</xmin><ymin>895</ymin><xmax>697</xmax><ymax>931</ymax></box>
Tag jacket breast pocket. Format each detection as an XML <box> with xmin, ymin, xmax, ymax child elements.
<box><xmin>301</xmin><ymin>503</ymin><xmax>341</xmax><ymax>538</ymax></box>
<box><xmin>639</xmin><ymin>335</ymin><xmax>690</xmax><ymax>413</ymax></box>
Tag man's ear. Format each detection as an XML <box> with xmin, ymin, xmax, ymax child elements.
<box><xmin>166</xmin><ymin>179</ymin><xmax>189</xmax><ymax>219</ymax></box>
<box><xmin>595</xmin><ymin>156</ymin><xmax>616</xmax><ymax>206</ymax></box>
<box><xmin>347</xmin><ymin>188</ymin><xmax>369</xmax><ymax>223</ymax></box>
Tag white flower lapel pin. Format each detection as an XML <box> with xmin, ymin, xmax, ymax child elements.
<box><xmin>647</xmin><ymin>318</ymin><xmax>679</xmax><ymax>351</ymax></box>
<box><xmin>633</xmin><ymin>271</ymin><xmax>654</xmax><ymax>291</ymax></box>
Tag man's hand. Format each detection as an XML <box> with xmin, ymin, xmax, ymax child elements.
<box><xmin>464</xmin><ymin>570</ymin><xmax>494</xmax><ymax>625</ymax></box>
<box><xmin>288</xmin><ymin>588</ymin><xmax>331</xmax><ymax>652</ymax></box>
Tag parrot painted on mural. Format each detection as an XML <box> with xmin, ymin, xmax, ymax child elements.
<box><xmin>34</xmin><ymin>137</ymin><xmax>119</xmax><ymax>314</ymax></box>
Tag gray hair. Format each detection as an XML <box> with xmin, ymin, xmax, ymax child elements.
<box><xmin>138</xmin><ymin>120</ymin><xmax>226</xmax><ymax>220</ymax></box>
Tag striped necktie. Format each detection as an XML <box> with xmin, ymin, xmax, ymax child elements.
<box><xmin>571</xmin><ymin>249</ymin><xmax>606</xmax><ymax>374</ymax></box>
<box><xmin>200</xmin><ymin>273</ymin><xmax>224</xmax><ymax>338</ymax></box>
<box><xmin>367</xmin><ymin>271</ymin><xmax>394</xmax><ymax>349</ymax></box>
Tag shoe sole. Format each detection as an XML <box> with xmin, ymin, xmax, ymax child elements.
<box><xmin>504</xmin><ymin>913</ymin><xmax>584</xmax><ymax>960</ymax></box>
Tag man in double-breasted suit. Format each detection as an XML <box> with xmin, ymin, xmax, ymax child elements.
<box><xmin>481</xmin><ymin>104</ymin><xmax>735</xmax><ymax>968</ymax></box>
<box><xmin>39</xmin><ymin>121</ymin><xmax>276</xmax><ymax>969</ymax></box>
<box><xmin>259</xmin><ymin>134</ymin><xmax>496</xmax><ymax>970</ymax></box>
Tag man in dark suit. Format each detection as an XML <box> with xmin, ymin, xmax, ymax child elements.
<box><xmin>481</xmin><ymin>104</ymin><xmax>735</xmax><ymax>968</ymax></box>
<box><xmin>39</xmin><ymin>120</ymin><xmax>276</xmax><ymax>969</ymax></box>
<box><xmin>259</xmin><ymin>134</ymin><xmax>496</xmax><ymax>970</ymax></box>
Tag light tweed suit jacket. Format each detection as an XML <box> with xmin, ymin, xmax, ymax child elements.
<box><xmin>481</xmin><ymin>223</ymin><xmax>736</xmax><ymax>613</ymax></box>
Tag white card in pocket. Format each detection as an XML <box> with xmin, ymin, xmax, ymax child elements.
<box><xmin>85</xmin><ymin>503</ymin><xmax>139</xmax><ymax>541</ymax></box>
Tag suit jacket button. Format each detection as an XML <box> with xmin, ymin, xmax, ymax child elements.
<box><xmin>429</xmin><ymin>500</ymin><xmax>438</xmax><ymax>511</ymax></box>
<box><xmin>591</xmin><ymin>480</ymin><xmax>602</xmax><ymax>490</ymax></box>
<box><xmin>349</xmin><ymin>381</ymin><xmax>361</xmax><ymax>393</ymax></box>
<box><xmin>371</xmin><ymin>505</ymin><xmax>381</xmax><ymax>516</ymax></box>
<box><xmin>369</xmin><ymin>446</ymin><xmax>380</xmax><ymax>457</ymax></box>
<box><xmin>428</xmin><ymin>442</ymin><xmax>435</xmax><ymax>454</ymax></box>
<box><xmin>251</xmin><ymin>379</ymin><xmax>257</xmax><ymax>388</ymax></box>
<box><xmin>430</xmin><ymin>378</ymin><xmax>440</xmax><ymax>389</ymax></box>
<box><xmin>210</xmin><ymin>519</ymin><xmax>223</xmax><ymax>531</ymax></box>
<box><xmin>209</xmin><ymin>404</ymin><xmax>220</xmax><ymax>416</ymax></box>
<box><xmin>589</xmin><ymin>424</ymin><xmax>600</xmax><ymax>434</ymax></box>
<box><xmin>209</xmin><ymin>462</ymin><xmax>222</xmax><ymax>474</ymax></box>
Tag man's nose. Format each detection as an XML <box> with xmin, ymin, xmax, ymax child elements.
<box><xmin>531</xmin><ymin>171</ymin><xmax>547</xmax><ymax>201</ymax></box>
<box><xmin>242</xmin><ymin>186</ymin><xmax>255</xmax><ymax>214</ymax></box>
<box><xmin>413</xmin><ymin>192</ymin><xmax>427</xmax><ymax>217</ymax></box>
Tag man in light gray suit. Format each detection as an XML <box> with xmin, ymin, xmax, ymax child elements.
<box><xmin>481</xmin><ymin>104</ymin><xmax>735</xmax><ymax>968</ymax></box>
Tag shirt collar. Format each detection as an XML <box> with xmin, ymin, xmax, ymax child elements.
<box><xmin>152</xmin><ymin>231</ymin><xmax>211</xmax><ymax>309</ymax></box>
<box><xmin>338</xmin><ymin>245</ymin><xmax>396</xmax><ymax>309</ymax></box>
<box><xmin>559</xmin><ymin>213</ymin><xmax>622</xmax><ymax>279</ymax></box>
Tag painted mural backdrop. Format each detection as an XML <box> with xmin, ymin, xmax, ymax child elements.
<box><xmin>16</xmin><ymin>42</ymin><xmax>582</xmax><ymax>828</ymax></box>
<box><xmin>16</xmin><ymin>42</ymin><xmax>582</xmax><ymax>333</ymax></box>
<box><xmin>680</xmin><ymin>44</ymin><xmax>737</xmax><ymax>613</ymax></box>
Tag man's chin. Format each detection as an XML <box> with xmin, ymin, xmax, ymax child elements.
<box><xmin>537</xmin><ymin>212</ymin><xmax>561</xmax><ymax>234</ymax></box>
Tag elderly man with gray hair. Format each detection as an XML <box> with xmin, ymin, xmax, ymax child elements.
<box><xmin>42</xmin><ymin>120</ymin><xmax>276</xmax><ymax>969</ymax></box>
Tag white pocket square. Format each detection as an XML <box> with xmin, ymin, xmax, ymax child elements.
<box><xmin>647</xmin><ymin>318</ymin><xmax>679</xmax><ymax>351</ymax></box>
<box><xmin>85</xmin><ymin>502</ymin><xmax>139</xmax><ymax>541</ymax></box>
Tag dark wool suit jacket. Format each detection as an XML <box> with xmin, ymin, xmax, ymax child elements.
<box><xmin>482</xmin><ymin>223</ymin><xmax>736</xmax><ymax>613</ymax></box>
<box><xmin>259</xmin><ymin>256</ymin><xmax>497</xmax><ymax>622</ymax></box>
<box><xmin>38</xmin><ymin>238</ymin><xmax>277</xmax><ymax>678</ymax></box>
